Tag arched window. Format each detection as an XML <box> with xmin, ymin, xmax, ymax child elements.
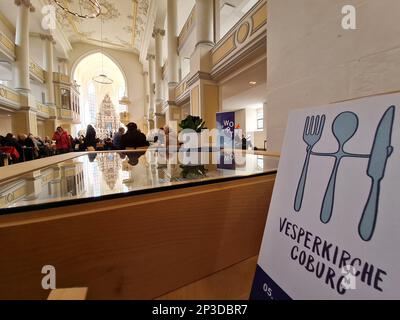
<box><xmin>87</xmin><ymin>82</ymin><xmax>96</xmax><ymax>125</ymax></box>
<box><xmin>118</xmin><ymin>85</ymin><xmax>126</xmax><ymax>112</ymax></box>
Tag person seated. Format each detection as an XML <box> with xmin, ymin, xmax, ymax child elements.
<box><xmin>3</xmin><ymin>133</ymin><xmax>23</xmax><ymax>159</ymax></box>
<box><xmin>121</xmin><ymin>123</ymin><xmax>150</xmax><ymax>150</ymax></box>
<box><xmin>103</xmin><ymin>138</ymin><xmax>114</xmax><ymax>151</ymax></box>
<box><xmin>113</xmin><ymin>127</ymin><xmax>126</xmax><ymax>150</ymax></box>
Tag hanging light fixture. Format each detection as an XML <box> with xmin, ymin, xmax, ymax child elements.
<box><xmin>53</xmin><ymin>0</ymin><xmax>101</xmax><ymax>19</ymax></box>
<box><xmin>93</xmin><ymin>12</ymin><xmax>113</xmax><ymax>85</ymax></box>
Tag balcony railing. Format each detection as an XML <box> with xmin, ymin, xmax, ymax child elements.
<box><xmin>0</xmin><ymin>84</ymin><xmax>20</xmax><ymax>108</ymax></box>
<box><xmin>53</xmin><ymin>72</ymin><xmax>71</xmax><ymax>85</ymax></box>
<box><xmin>211</xmin><ymin>0</ymin><xmax>267</xmax><ymax>69</ymax></box>
<box><xmin>29</xmin><ymin>60</ymin><xmax>45</xmax><ymax>83</ymax></box>
<box><xmin>0</xmin><ymin>31</ymin><xmax>15</xmax><ymax>61</ymax></box>
<box><xmin>36</xmin><ymin>102</ymin><xmax>57</xmax><ymax>118</ymax></box>
<box><xmin>178</xmin><ymin>5</ymin><xmax>196</xmax><ymax>51</ymax></box>
<box><xmin>174</xmin><ymin>74</ymin><xmax>190</xmax><ymax>103</ymax></box>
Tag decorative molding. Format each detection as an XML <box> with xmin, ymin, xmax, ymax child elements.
<box><xmin>0</xmin><ymin>84</ymin><xmax>21</xmax><ymax>108</ymax></box>
<box><xmin>237</xmin><ymin>22</ymin><xmax>250</xmax><ymax>44</ymax></box>
<box><xmin>39</xmin><ymin>34</ymin><xmax>55</xmax><ymax>43</ymax></box>
<box><xmin>14</xmin><ymin>0</ymin><xmax>35</xmax><ymax>12</ymax></box>
<box><xmin>187</xmin><ymin>71</ymin><xmax>212</xmax><ymax>87</ymax></box>
<box><xmin>139</xmin><ymin>0</ymin><xmax>157</xmax><ymax>64</ymax></box>
<box><xmin>211</xmin><ymin>34</ymin><xmax>236</xmax><ymax>66</ymax></box>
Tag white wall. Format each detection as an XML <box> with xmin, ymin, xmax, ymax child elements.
<box><xmin>235</xmin><ymin>109</ymin><xmax>246</xmax><ymax>132</ymax></box>
<box><xmin>246</xmin><ymin>108</ymin><xmax>258</xmax><ymax>133</ymax></box>
<box><xmin>0</xmin><ymin>115</ymin><xmax>12</xmax><ymax>136</ymax></box>
<box><xmin>29</xmin><ymin>36</ymin><xmax>45</xmax><ymax>68</ymax></box>
<box><xmin>69</xmin><ymin>43</ymin><xmax>146</xmax><ymax>131</ymax></box>
<box><xmin>267</xmin><ymin>0</ymin><xmax>400</xmax><ymax>152</ymax></box>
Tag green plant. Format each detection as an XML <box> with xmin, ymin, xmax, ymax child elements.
<box><xmin>179</xmin><ymin>115</ymin><xmax>206</xmax><ymax>133</ymax></box>
<box><xmin>180</xmin><ymin>165</ymin><xmax>208</xmax><ymax>179</ymax></box>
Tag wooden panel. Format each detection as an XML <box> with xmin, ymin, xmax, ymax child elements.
<box><xmin>0</xmin><ymin>85</ymin><xmax>20</xmax><ymax>104</ymax></box>
<box><xmin>157</xmin><ymin>256</ymin><xmax>258</xmax><ymax>300</ymax></box>
<box><xmin>190</xmin><ymin>85</ymin><xmax>200</xmax><ymax>116</ymax></box>
<box><xmin>0</xmin><ymin>175</ymin><xmax>275</xmax><ymax>300</ymax></box>
<box><xmin>203</xmin><ymin>84</ymin><xmax>219</xmax><ymax>130</ymax></box>
<box><xmin>251</xmin><ymin>2</ymin><xmax>267</xmax><ymax>34</ymax></box>
<box><xmin>212</xmin><ymin>34</ymin><xmax>236</xmax><ymax>66</ymax></box>
<box><xmin>237</xmin><ymin>22</ymin><xmax>250</xmax><ymax>44</ymax></box>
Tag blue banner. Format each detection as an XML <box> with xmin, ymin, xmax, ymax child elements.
<box><xmin>216</xmin><ymin>112</ymin><xmax>235</xmax><ymax>148</ymax></box>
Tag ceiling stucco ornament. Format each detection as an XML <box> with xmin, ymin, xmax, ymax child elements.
<box><xmin>133</xmin><ymin>0</ymin><xmax>150</xmax><ymax>51</ymax></box>
<box><xmin>43</xmin><ymin>0</ymin><xmax>151</xmax><ymax>53</ymax></box>
<box><xmin>53</xmin><ymin>0</ymin><xmax>101</xmax><ymax>19</ymax></box>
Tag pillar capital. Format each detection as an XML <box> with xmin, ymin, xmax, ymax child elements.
<box><xmin>57</xmin><ymin>57</ymin><xmax>69</xmax><ymax>63</ymax></box>
<box><xmin>143</xmin><ymin>71</ymin><xmax>149</xmax><ymax>76</ymax></box>
<box><xmin>147</xmin><ymin>54</ymin><xmax>155</xmax><ymax>60</ymax></box>
<box><xmin>152</xmin><ymin>28</ymin><xmax>165</xmax><ymax>38</ymax></box>
<box><xmin>14</xmin><ymin>0</ymin><xmax>35</xmax><ymax>12</ymax></box>
<box><xmin>40</xmin><ymin>34</ymin><xmax>56</xmax><ymax>44</ymax></box>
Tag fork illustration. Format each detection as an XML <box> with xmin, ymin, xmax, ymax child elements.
<box><xmin>294</xmin><ymin>115</ymin><xmax>326</xmax><ymax>212</ymax></box>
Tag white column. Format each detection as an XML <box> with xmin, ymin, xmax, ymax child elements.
<box><xmin>153</xmin><ymin>28</ymin><xmax>165</xmax><ymax>105</ymax></box>
<box><xmin>263</xmin><ymin>102</ymin><xmax>268</xmax><ymax>150</ymax></box>
<box><xmin>195</xmin><ymin>0</ymin><xmax>214</xmax><ymax>47</ymax></box>
<box><xmin>14</xmin><ymin>0</ymin><xmax>35</xmax><ymax>93</ymax></box>
<box><xmin>143</xmin><ymin>70</ymin><xmax>150</xmax><ymax>118</ymax></box>
<box><xmin>41</xmin><ymin>34</ymin><xmax>55</xmax><ymax>106</ymax></box>
<box><xmin>214</xmin><ymin>0</ymin><xmax>221</xmax><ymax>42</ymax></box>
<box><xmin>167</xmin><ymin>0</ymin><xmax>179</xmax><ymax>89</ymax></box>
<box><xmin>147</xmin><ymin>54</ymin><xmax>156</xmax><ymax>130</ymax></box>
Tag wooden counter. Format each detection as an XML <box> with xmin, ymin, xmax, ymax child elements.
<box><xmin>0</xmin><ymin>150</ymin><xmax>278</xmax><ymax>299</ymax></box>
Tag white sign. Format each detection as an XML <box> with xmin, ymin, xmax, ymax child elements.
<box><xmin>251</xmin><ymin>93</ymin><xmax>400</xmax><ymax>300</ymax></box>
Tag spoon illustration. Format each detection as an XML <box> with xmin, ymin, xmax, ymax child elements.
<box><xmin>320</xmin><ymin>112</ymin><xmax>359</xmax><ymax>224</ymax></box>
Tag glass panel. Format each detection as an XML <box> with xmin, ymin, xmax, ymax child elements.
<box><xmin>0</xmin><ymin>150</ymin><xmax>279</xmax><ymax>212</ymax></box>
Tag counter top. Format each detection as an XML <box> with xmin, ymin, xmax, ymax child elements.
<box><xmin>0</xmin><ymin>149</ymin><xmax>279</xmax><ymax>215</ymax></box>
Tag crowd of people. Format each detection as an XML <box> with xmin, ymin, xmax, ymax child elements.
<box><xmin>0</xmin><ymin>122</ymin><xmax>152</xmax><ymax>167</ymax></box>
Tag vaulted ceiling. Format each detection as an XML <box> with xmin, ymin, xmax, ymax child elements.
<box><xmin>43</xmin><ymin>0</ymin><xmax>150</xmax><ymax>53</ymax></box>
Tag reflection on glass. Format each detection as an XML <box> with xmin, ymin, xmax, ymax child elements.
<box><xmin>0</xmin><ymin>150</ymin><xmax>279</xmax><ymax>211</ymax></box>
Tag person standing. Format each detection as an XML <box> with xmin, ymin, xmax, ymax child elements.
<box><xmin>121</xmin><ymin>123</ymin><xmax>150</xmax><ymax>150</ymax></box>
<box><xmin>113</xmin><ymin>127</ymin><xmax>125</xmax><ymax>150</ymax></box>
<box><xmin>84</xmin><ymin>125</ymin><xmax>97</xmax><ymax>151</ymax></box>
<box><xmin>52</xmin><ymin>127</ymin><xmax>71</xmax><ymax>154</ymax></box>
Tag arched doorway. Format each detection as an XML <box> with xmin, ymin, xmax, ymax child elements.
<box><xmin>72</xmin><ymin>52</ymin><xmax>127</xmax><ymax>136</ymax></box>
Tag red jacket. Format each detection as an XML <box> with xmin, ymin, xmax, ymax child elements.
<box><xmin>53</xmin><ymin>131</ymin><xmax>71</xmax><ymax>150</ymax></box>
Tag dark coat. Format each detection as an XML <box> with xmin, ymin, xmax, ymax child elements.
<box><xmin>121</xmin><ymin>130</ymin><xmax>149</xmax><ymax>149</ymax></box>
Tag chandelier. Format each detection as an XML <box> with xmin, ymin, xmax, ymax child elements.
<box><xmin>53</xmin><ymin>0</ymin><xmax>102</xmax><ymax>19</ymax></box>
<box><xmin>93</xmin><ymin>13</ymin><xmax>113</xmax><ymax>85</ymax></box>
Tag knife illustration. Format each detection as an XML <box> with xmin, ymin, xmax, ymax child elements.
<box><xmin>359</xmin><ymin>106</ymin><xmax>395</xmax><ymax>241</ymax></box>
